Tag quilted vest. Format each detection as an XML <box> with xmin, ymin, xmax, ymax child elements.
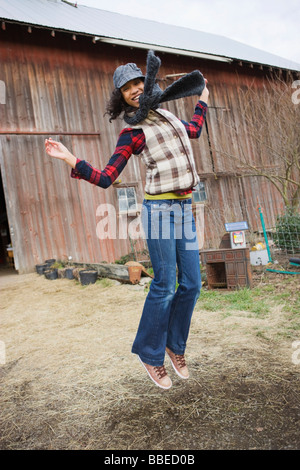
<box><xmin>130</xmin><ymin>108</ymin><xmax>200</xmax><ymax>195</ymax></box>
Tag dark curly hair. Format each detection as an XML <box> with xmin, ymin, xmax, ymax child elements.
<box><xmin>104</xmin><ymin>88</ymin><xmax>126</xmax><ymax>122</ymax></box>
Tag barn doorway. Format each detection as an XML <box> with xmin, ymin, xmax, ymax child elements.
<box><xmin>0</xmin><ymin>168</ymin><xmax>14</xmax><ymax>270</ymax></box>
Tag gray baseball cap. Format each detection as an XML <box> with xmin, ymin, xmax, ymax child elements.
<box><xmin>113</xmin><ymin>63</ymin><xmax>144</xmax><ymax>89</ymax></box>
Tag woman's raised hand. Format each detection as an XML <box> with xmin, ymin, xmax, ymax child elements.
<box><xmin>200</xmin><ymin>78</ymin><xmax>209</xmax><ymax>104</ymax></box>
<box><xmin>45</xmin><ymin>138</ymin><xmax>77</xmax><ymax>168</ymax></box>
<box><xmin>45</xmin><ymin>138</ymin><xmax>70</xmax><ymax>159</ymax></box>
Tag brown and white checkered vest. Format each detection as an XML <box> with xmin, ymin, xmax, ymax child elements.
<box><xmin>130</xmin><ymin>108</ymin><xmax>200</xmax><ymax>195</ymax></box>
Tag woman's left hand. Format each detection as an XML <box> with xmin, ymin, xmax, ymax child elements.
<box><xmin>200</xmin><ymin>79</ymin><xmax>209</xmax><ymax>104</ymax></box>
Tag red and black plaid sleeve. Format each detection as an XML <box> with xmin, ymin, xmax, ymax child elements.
<box><xmin>175</xmin><ymin>100</ymin><xmax>207</xmax><ymax>196</ymax></box>
<box><xmin>71</xmin><ymin>128</ymin><xmax>145</xmax><ymax>188</ymax></box>
<box><xmin>181</xmin><ymin>100</ymin><xmax>207</xmax><ymax>139</ymax></box>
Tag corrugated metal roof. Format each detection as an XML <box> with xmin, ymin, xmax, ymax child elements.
<box><xmin>1</xmin><ymin>0</ymin><xmax>299</xmax><ymax>71</ymax></box>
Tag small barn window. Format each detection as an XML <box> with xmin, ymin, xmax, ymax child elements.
<box><xmin>192</xmin><ymin>182</ymin><xmax>207</xmax><ymax>203</ymax></box>
<box><xmin>117</xmin><ymin>187</ymin><xmax>138</xmax><ymax>214</ymax></box>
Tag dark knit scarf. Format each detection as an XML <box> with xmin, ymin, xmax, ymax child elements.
<box><xmin>123</xmin><ymin>50</ymin><xmax>205</xmax><ymax>125</ymax></box>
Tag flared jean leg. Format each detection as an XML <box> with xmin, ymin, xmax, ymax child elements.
<box><xmin>166</xmin><ymin>239</ymin><xmax>201</xmax><ymax>355</ymax></box>
<box><xmin>131</xmin><ymin>199</ymin><xmax>201</xmax><ymax>366</ymax></box>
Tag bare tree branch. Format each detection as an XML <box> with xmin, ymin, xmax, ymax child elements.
<box><xmin>212</xmin><ymin>71</ymin><xmax>300</xmax><ymax>212</ymax></box>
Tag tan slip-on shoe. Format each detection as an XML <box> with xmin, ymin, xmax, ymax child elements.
<box><xmin>166</xmin><ymin>347</ymin><xmax>189</xmax><ymax>379</ymax></box>
<box><xmin>138</xmin><ymin>357</ymin><xmax>172</xmax><ymax>390</ymax></box>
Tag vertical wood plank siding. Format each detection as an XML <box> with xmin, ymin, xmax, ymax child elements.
<box><xmin>0</xmin><ymin>25</ymin><xmax>286</xmax><ymax>272</ymax></box>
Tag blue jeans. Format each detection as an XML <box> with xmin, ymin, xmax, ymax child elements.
<box><xmin>131</xmin><ymin>198</ymin><xmax>201</xmax><ymax>366</ymax></box>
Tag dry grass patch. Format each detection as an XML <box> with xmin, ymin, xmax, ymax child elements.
<box><xmin>0</xmin><ymin>269</ymin><xmax>299</xmax><ymax>450</ymax></box>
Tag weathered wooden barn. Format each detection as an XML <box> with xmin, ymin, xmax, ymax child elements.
<box><xmin>0</xmin><ymin>0</ymin><xmax>299</xmax><ymax>273</ymax></box>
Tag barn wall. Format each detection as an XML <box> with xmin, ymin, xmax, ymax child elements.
<box><xmin>0</xmin><ymin>24</ymin><xmax>285</xmax><ymax>272</ymax></box>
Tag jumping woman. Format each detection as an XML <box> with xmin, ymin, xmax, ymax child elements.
<box><xmin>45</xmin><ymin>51</ymin><xmax>209</xmax><ymax>390</ymax></box>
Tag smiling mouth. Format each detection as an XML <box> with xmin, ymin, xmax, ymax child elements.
<box><xmin>132</xmin><ymin>94</ymin><xmax>142</xmax><ymax>102</ymax></box>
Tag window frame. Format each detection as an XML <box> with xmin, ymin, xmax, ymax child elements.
<box><xmin>192</xmin><ymin>181</ymin><xmax>207</xmax><ymax>203</ymax></box>
<box><xmin>116</xmin><ymin>186</ymin><xmax>138</xmax><ymax>215</ymax></box>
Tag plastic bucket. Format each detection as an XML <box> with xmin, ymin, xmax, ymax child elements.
<box><xmin>36</xmin><ymin>263</ymin><xmax>48</xmax><ymax>275</ymax></box>
<box><xmin>44</xmin><ymin>269</ymin><xmax>58</xmax><ymax>280</ymax></box>
<box><xmin>45</xmin><ymin>258</ymin><xmax>56</xmax><ymax>267</ymax></box>
<box><xmin>79</xmin><ymin>270</ymin><xmax>98</xmax><ymax>285</ymax></box>
<box><xmin>65</xmin><ymin>268</ymin><xmax>75</xmax><ymax>279</ymax></box>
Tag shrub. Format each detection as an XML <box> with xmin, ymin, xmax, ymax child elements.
<box><xmin>273</xmin><ymin>209</ymin><xmax>300</xmax><ymax>253</ymax></box>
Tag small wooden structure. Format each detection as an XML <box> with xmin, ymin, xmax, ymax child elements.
<box><xmin>201</xmin><ymin>248</ymin><xmax>253</xmax><ymax>289</ymax></box>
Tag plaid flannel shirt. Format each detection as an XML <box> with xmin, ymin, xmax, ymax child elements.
<box><xmin>71</xmin><ymin>100</ymin><xmax>207</xmax><ymax>195</ymax></box>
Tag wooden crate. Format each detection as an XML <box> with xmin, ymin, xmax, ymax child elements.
<box><xmin>201</xmin><ymin>248</ymin><xmax>253</xmax><ymax>289</ymax></box>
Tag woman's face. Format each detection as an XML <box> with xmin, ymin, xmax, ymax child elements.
<box><xmin>120</xmin><ymin>78</ymin><xmax>144</xmax><ymax>108</ymax></box>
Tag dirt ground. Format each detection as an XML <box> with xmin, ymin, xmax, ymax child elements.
<box><xmin>0</xmin><ymin>264</ymin><xmax>299</xmax><ymax>450</ymax></box>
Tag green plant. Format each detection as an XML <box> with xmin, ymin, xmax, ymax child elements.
<box><xmin>114</xmin><ymin>254</ymin><xmax>133</xmax><ymax>265</ymax></box>
<box><xmin>51</xmin><ymin>260</ymin><xmax>65</xmax><ymax>269</ymax></box>
<box><xmin>273</xmin><ymin>209</ymin><xmax>300</xmax><ymax>253</ymax></box>
<box><xmin>96</xmin><ymin>278</ymin><xmax>114</xmax><ymax>288</ymax></box>
<box><xmin>197</xmin><ymin>288</ymin><xmax>270</xmax><ymax>316</ymax></box>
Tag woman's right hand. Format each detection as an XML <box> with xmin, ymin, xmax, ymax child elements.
<box><xmin>45</xmin><ymin>138</ymin><xmax>77</xmax><ymax>168</ymax></box>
